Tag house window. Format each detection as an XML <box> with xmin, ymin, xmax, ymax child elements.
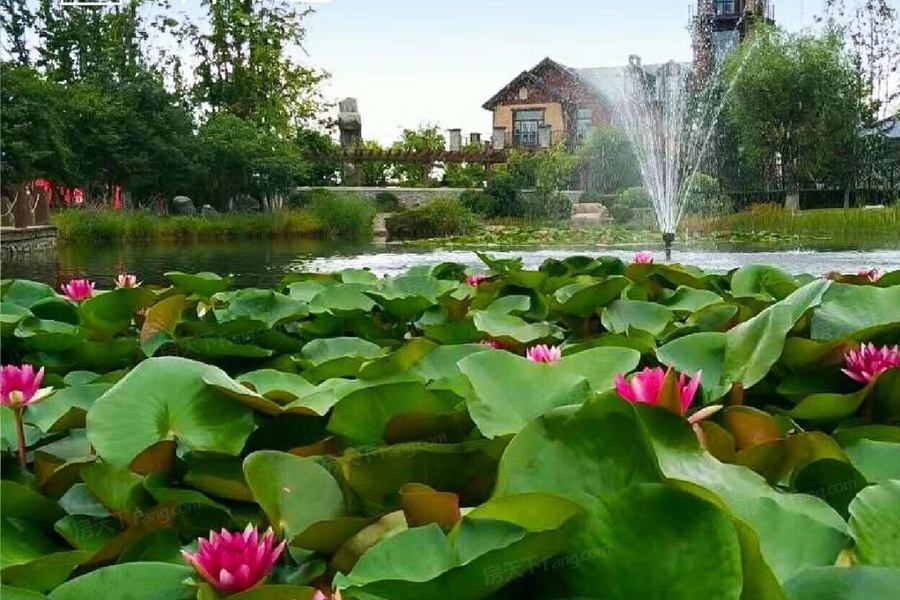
<box><xmin>576</xmin><ymin>108</ymin><xmax>593</xmax><ymax>144</ymax></box>
<box><xmin>716</xmin><ymin>0</ymin><xmax>737</xmax><ymax>14</ymax></box>
<box><xmin>513</xmin><ymin>109</ymin><xmax>543</xmax><ymax>147</ymax></box>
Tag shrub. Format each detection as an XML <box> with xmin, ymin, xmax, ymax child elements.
<box><xmin>375</xmin><ymin>191</ymin><xmax>401</xmax><ymax>212</ymax></box>
<box><xmin>309</xmin><ymin>191</ymin><xmax>375</xmax><ymax>241</ymax></box>
<box><xmin>289</xmin><ymin>188</ymin><xmax>334</xmax><ymax>210</ymax></box>
<box><xmin>459</xmin><ymin>190</ymin><xmax>498</xmax><ymax>217</ymax></box>
<box><xmin>607</xmin><ymin>187</ymin><xmax>652</xmax><ymax>226</ymax></box>
<box><xmin>52</xmin><ymin>209</ymin><xmax>325</xmax><ymax>244</ymax></box>
<box><xmin>484</xmin><ymin>173</ymin><xmax>521</xmax><ymax>217</ymax></box>
<box><xmin>681</xmin><ymin>173</ymin><xmax>733</xmax><ymax>217</ymax></box>
<box><xmin>385</xmin><ymin>197</ymin><xmax>479</xmax><ymax>240</ymax></box>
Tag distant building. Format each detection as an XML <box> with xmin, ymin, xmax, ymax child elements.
<box><xmin>482</xmin><ymin>57</ymin><xmax>688</xmax><ymax>150</ymax></box>
<box><xmin>692</xmin><ymin>0</ymin><xmax>776</xmax><ymax>83</ymax></box>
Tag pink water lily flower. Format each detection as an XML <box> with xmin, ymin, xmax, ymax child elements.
<box><xmin>526</xmin><ymin>344</ymin><xmax>562</xmax><ymax>363</ymax></box>
<box><xmin>312</xmin><ymin>590</ymin><xmax>342</xmax><ymax>600</ymax></box>
<box><xmin>115</xmin><ymin>273</ymin><xmax>140</xmax><ymax>289</ymax></box>
<box><xmin>616</xmin><ymin>367</ymin><xmax>706</xmax><ymax>420</ymax></box>
<box><xmin>1</xmin><ymin>364</ymin><xmax>53</xmax><ymax>408</ymax></box>
<box><xmin>858</xmin><ymin>268</ymin><xmax>882</xmax><ymax>282</ymax></box>
<box><xmin>843</xmin><ymin>343</ymin><xmax>900</xmax><ymax>384</ymax></box>
<box><xmin>182</xmin><ymin>525</ymin><xmax>285</xmax><ymax>595</ymax></box>
<box><xmin>61</xmin><ymin>279</ymin><xmax>95</xmax><ymax>302</ymax></box>
<box><xmin>466</xmin><ymin>273</ymin><xmax>489</xmax><ymax>287</ymax></box>
<box><xmin>633</xmin><ymin>251</ymin><xmax>654</xmax><ymax>264</ymax></box>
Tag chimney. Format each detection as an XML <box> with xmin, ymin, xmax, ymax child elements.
<box><xmin>492</xmin><ymin>127</ymin><xmax>506</xmax><ymax>150</ymax></box>
<box><xmin>448</xmin><ymin>129</ymin><xmax>462</xmax><ymax>152</ymax></box>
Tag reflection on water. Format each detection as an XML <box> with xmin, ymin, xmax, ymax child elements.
<box><xmin>3</xmin><ymin>238</ymin><xmax>900</xmax><ymax>289</ymax></box>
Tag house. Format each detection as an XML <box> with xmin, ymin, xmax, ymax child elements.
<box><xmin>481</xmin><ymin>58</ymin><xmax>611</xmax><ymax>150</ymax></box>
<box><xmin>481</xmin><ymin>56</ymin><xmax>690</xmax><ymax>150</ymax></box>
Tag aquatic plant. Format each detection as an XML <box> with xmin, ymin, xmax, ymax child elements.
<box><xmin>1</xmin><ymin>256</ymin><xmax>899</xmax><ymax>598</ymax></box>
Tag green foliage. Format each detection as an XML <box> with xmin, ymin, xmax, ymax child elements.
<box><xmin>0</xmin><ymin>0</ymin><xmax>328</xmax><ymax>208</ymax></box>
<box><xmin>681</xmin><ymin>173</ymin><xmax>733</xmax><ymax>217</ymax></box>
<box><xmin>578</xmin><ymin>126</ymin><xmax>643</xmax><ymax>193</ymax></box>
<box><xmin>52</xmin><ymin>209</ymin><xmax>324</xmax><ymax>244</ymax></box>
<box><xmin>308</xmin><ymin>191</ymin><xmax>375</xmax><ymax>241</ymax></box>
<box><xmin>458</xmin><ymin>190</ymin><xmax>497</xmax><ymax>217</ymax></box>
<box><xmin>385</xmin><ymin>197</ymin><xmax>479</xmax><ymax>240</ymax></box>
<box><xmin>442</xmin><ymin>143</ymin><xmax>487</xmax><ymax>188</ymax></box>
<box><xmin>391</xmin><ymin>124</ymin><xmax>446</xmax><ymax>187</ymax></box>
<box><xmin>606</xmin><ymin>186</ymin><xmax>652</xmax><ymax>226</ymax></box>
<box><xmin>374</xmin><ymin>192</ymin><xmax>401</xmax><ymax>212</ymax></box>
<box><xmin>724</xmin><ymin>26</ymin><xmax>869</xmax><ymax>190</ymax></box>
<box><xmin>2</xmin><ymin>258</ymin><xmax>900</xmax><ymax>598</ymax></box>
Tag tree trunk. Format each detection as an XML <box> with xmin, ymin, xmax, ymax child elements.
<box><xmin>843</xmin><ymin>188</ymin><xmax>851</xmax><ymax>209</ymax></box>
<box><xmin>784</xmin><ymin>191</ymin><xmax>800</xmax><ymax>211</ymax></box>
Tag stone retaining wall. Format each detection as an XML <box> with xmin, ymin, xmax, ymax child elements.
<box><xmin>1</xmin><ymin>226</ymin><xmax>58</xmax><ymax>261</ymax></box>
<box><xmin>298</xmin><ymin>187</ymin><xmax>586</xmax><ymax>208</ymax></box>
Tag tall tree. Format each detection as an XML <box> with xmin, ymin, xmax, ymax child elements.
<box><xmin>391</xmin><ymin>124</ymin><xmax>445</xmax><ymax>187</ymax></box>
<box><xmin>821</xmin><ymin>0</ymin><xmax>900</xmax><ymax>118</ymax></box>
<box><xmin>188</xmin><ymin>0</ymin><xmax>327</xmax><ymax>135</ymax></box>
<box><xmin>724</xmin><ymin>26</ymin><xmax>869</xmax><ymax>206</ymax></box>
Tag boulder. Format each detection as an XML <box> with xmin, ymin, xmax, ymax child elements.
<box><xmin>172</xmin><ymin>196</ymin><xmax>197</xmax><ymax>216</ymax></box>
<box><xmin>201</xmin><ymin>204</ymin><xmax>219</xmax><ymax>217</ymax></box>
<box><xmin>571</xmin><ymin>213</ymin><xmax>605</xmax><ymax>229</ymax></box>
<box><xmin>232</xmin><ymin>195</ymin><xmax>260</xmax><ymax>213</ymax></box>
<box><xmin>571</xmin><ymin>202</ymin><xmax>610</xmax><ymax>227</ymax></box>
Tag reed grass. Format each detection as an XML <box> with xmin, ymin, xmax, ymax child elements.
<box><xmin>682</xmin><ymin>204</ymin><xmax>900</xmax><ymax>240</ymax></box>
<box><xmin>52</xmin><ymin>209</ymin><xmax>326</xmax><ymax>245</ymax></box>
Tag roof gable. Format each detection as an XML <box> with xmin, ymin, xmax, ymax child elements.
<box><xmin>481</xmin><ymin>68</ymin><xmax>568</xmax><ymax>110</ymax></box>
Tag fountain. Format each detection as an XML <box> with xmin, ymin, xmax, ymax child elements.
<box><xmin>615</xmin><ymin>56</ymin><xmax>721</xmax><ymax>261</ymax></box>
<box><xmin>579</xmin><ymin>3</ymin><xmax>766</xmax><ymax>261</ymax></box>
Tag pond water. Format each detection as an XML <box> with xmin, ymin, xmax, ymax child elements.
<box><xmin>3</xmin><ymin>239</ymin><xmax>900</xmax><ymax>288</ymax></box>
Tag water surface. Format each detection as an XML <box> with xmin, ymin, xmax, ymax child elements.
<box><xmin>3</xmin><ymin>239</ymin><xmax>900</xmax><ymax>288</ymax></box>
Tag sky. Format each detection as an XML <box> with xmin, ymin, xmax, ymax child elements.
<box><xmin>295</xmin><ymin>0</ymin><xmax>831</xmax><ymax>145</ymax></box>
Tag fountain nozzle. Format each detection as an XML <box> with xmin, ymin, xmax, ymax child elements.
<box><xmin>662</xmin><ymin>232</ymin><xmax>675</xmax><ymax>261</ymax></box>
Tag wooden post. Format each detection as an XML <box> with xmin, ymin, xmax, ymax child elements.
<box><xmin>34</xmin><ymin>189</ymin><xmax>51</xmax><ymax>225</ymax></box>
<box><xmin>13</xmin><ymin>185</ymin><xmax>32</xmax><ymax>228</ymax></box>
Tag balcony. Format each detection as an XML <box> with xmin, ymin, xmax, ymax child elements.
<box><xmin>508</xmin><ymin>128</ymin><xmax>567</xmax><ymax>150</ymax></box>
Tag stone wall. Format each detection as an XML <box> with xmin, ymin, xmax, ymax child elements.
<box><xmin>298</xmin><ymin>187</ymin><xmax>585</xmax><ymax>208</ymax></box>
<box><xmin>1</xmin><ymin>226</ymin><xmax>58</xmax><ymax>262</ymax></box>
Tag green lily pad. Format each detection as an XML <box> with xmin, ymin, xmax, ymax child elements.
<box><xmin>552</xmin><ymin>278</ymin><xmax>629</xmax><ymax>318</ymax></box>
<box><xmin>215</xmin><ymin>289</ymin><xmax>308</xmax><ymax>329</ymax></box>
<box><xmin>1</xmin><ymin>280</ymin><xmax>56</xmax><ymax>308</ymax></box>
<box><xmin>86</xmin><ymin>357</ymin><xmax>257</xmax><ymax>468</ymax></box>
<box><xmin>298</xmin><ymin>337</ymin><xmax>385</xmax><ymax>382</ymax></box>
<box><xmin>243</xmin><ymin>451</ymin><xmax>345</xmax><ymax>540</ymax></box>
<box><xmin>559</xmin><ymin>484</ymin><xmax>744</xmax><ymax>600</ymax></box>
<box><xmin>47</xmin><ymin>562</ymin><xmax>194</xmax><ymax>600</ymax></box>
<box><xmin>848</xmin><ymin>480</ymin><xmax>900</xmax><ymax>567</ymax></box>
<box><xmin>459</xmin><ymin>351</ymin><xmax>594</xmax><ymax>438</ymax></box>
<box><xmin>783</xmin><ymin>566</ymin><xmax>900</xmax><ymax>600</ymax></box>
<box><xmin>811</xmin><ymin>283</ymin><xmax>900</xmax><ymax>341</ymax></box>
<box><xmin>165</xmin><ymin>272</ymin><xmax>231</xmax><ymax>297</ymax></box>
<box><xmin>731</xmin><ymin>265</ymin><xmax>799</xmax><ymax>301</ymax></box>
<box><xmin>25</xmin><ymin>384</ymin><xmax>110</xmax><ymax>433</ymax></box>
<box><xmin>601</xmin><ymin>299</ymin><xmax>674</xmax><ymax>336</ymax></box>
<box><xmin>495</xmin><ymin>394</ymin><xmax>662</xmax><ymax>504</ymax></box>
<box><xmin>636</xmin><ymin>405</ymin><xmax>848</xmax><ymax>583</ymax></box>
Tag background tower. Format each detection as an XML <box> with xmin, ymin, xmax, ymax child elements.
<box><xmin>692</xmin><ymin>1</ymin><xmax>776</xmax><ymax>86</ymax></box>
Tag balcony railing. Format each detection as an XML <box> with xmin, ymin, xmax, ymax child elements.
<box><xmin>507</xmin><ymin>129</ymin><xmax>568</xmax><ymax>149</ymax></box>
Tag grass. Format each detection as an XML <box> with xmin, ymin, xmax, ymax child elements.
<box><xmin>397</xmin><ymin>220</ymin><xmax>656</xmax><ymax>248</ymax></box>
<box><xmin>53</xmin><ymin>209</ymin><xmax>329</xmax><ymax>245</ymax></box>
<box><xmin>682</xmin><ymin>204</ymin><xmax>900</xmax><ymax>242</ymax></box>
